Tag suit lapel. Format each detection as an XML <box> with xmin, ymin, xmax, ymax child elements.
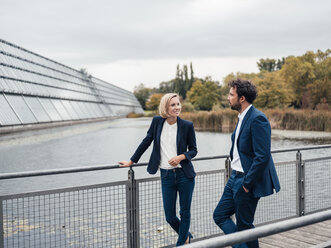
<box><xmin>176</xmin><ymin>117</ymin><xmax>182</xmax><ymax>154</ymax></box>
<box><xmin>157</xmin><ymin>117</ymin><xmax>166</xmax><ymax>146</ymax></box>
<box><xmin>230</xmin><ymin>121</ymin><xmax>238</xmax><ymax>158</ymax></box>
<box><xmin>238</xmin><ymin>105</ymin><xmax>254</xmax><ymax>139</ymax></box>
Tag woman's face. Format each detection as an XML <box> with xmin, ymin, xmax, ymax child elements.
<box><xmin>167</xmin><ymin>97</ymin><xmax>181</xmax><ymax>118</ymax></box>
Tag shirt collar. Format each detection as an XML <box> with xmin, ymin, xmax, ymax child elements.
<box><xmin>165</xmin><ymin>120</ymin><xmax>177</xmax><ymax>127</ymax></box>
<box><xmin>238</xmin><ymin>104</ymin><xmax>252</xmax><ymax>120</ymax></box>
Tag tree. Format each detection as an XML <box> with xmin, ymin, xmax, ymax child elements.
<box><xmin>281</xmin><ymin>56</ymin><xmax>316</xmax><ymax>108</ymax></box>
<box><xmin>190</xmin><ymin>62</ymin><xmax>194</xmax><ymax>86</ymax></box>
<box><xmin>257</xmin><ymin>58</ymin><xmax>277</xmax><ymax>72</ymax></box>
<box><xmin>133</xmin><ymin>83</ymin><xmax>151</xmax><ymax>110</ymax></box>
<box><xmin>308</xmin><ymin>51</ymin><xmax>331</xmax><ymax>108</ymax></box>
<box><xmin>257</xmin><ymin>58</ymin><xmax>285</xmax><ymax>72</ymax></box>
<box><xmin>223</xmin><ymin>72</ymin><xmax>258</xmax><ymax>85</ymax></box>
<box><xmin>146</xmin><ymin>93</ymin><xmax>164</xmax><ymax>111</ymax></box>
<box><xmin>307</xmin><ymin>79</ymin><xmax>330</xmax><ymax>109</ymax></box>
<box><xmin>172</xmin><ymin>63</ymin><xmax>196</xmax><ymax>99</ymax></box>
<box><xmin>183</xmin><ymin>65</ymin><xmax>189</xmax><ymax>99</ymax></box>
<box><xmin>158</xmin><ymin>80</ymin><xmax>176</xmax><ymax>93</ymax></box>
<box><xmin>254</xmin><ymin>71</ymin><xmax>293</xmax><ymax>109</ymax></box>
<box><xmin>174</xmin><ymin>64</ymin><xmax>186</xmax><ymax>98</ymax></box>
<box><xmin>276</xmin><ymin>58</ymin><xmax>286</xmax><ymax>70</ymax></box>
<box><xmin>187</xmin><ymin>79</ymin><xmax>221</xmax><ymax>111</ymax></box>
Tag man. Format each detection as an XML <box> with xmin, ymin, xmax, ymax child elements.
<box><xmin>213</xmin><ymin>79</ymin><xmax>280</xmax><ymax>248</ymax></box>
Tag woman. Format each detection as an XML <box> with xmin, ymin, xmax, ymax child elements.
<box><xmin>119</xmin><ymin>93</ymin><xmax>197</xmax><ymax>246</ymax></box>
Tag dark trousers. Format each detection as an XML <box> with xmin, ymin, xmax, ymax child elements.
<box><xmin>160</xmin><ymin>168</ymin><xmax>195</xmax><ymax>246</ymax></box>
<box><xmin>213</xmin><ymin>171</ymin><xmax>260</xmax><ymax>248</ymax></box>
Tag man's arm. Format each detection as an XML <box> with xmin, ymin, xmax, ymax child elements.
<box><xmin>242</xmin><ymin>115</ymin><xmax>271</xmax><ymax>191</ymax></box>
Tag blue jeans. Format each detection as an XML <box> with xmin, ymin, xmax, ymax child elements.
<box><xmin>213</xmin><ymin>171</ymin><xmax>260</xmax><ymax>248</ymax></box>
<box><xmin>160</xmin><ymin>168</ymin><xmax>195</xmax><ymax>246</ymax></box>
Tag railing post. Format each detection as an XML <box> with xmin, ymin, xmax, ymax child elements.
<box><xmin>225</xmin><ymin>157</ymin><xmax>231</xmax><ymax>187</ymax></box>
<box><xmin>127</xmin><ymin>167</ymin><xmax>139</xmax><ymax>248</ymax></box>
<box><xmin>0</xmin><ymin>198</ymin><xmax>3</xmax><ymax>248</ymax></box>
<box><xmin>296</xmin><ymin>150</ymin><xmax>305</xmax><ymax>216</ymax></box>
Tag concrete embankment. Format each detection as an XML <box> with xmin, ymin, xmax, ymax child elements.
<box><xmin>272</xmin><ymin>129</ymin><xmax>331</xmax><ymax>141</ymax></box>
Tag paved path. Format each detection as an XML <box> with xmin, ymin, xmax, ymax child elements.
<box><xmin>259</xmin><ymin>219</ymin><xmax>331</xmax><ymax>248</ymax></box>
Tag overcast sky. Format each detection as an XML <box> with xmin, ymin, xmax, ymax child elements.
<box><xmin>1</xmin><ymin>0</ymin><xmax>330</xmax><ymax>91</ymax></box>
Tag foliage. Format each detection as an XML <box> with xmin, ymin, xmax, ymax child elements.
<box><xmin>174</xmin><ymin>64</ymin><xmax>195</xmax><ymax>99</ymax></box>
<box><xmin>127</xmin><ymin>112</ymin><xmax>144</xmax><ymax>118</ymax></box>
<box><xmin>280</xmin><ymin>56</ymin><xmax>315</xmax><ymax>107</ymax></box>
<box><xmin>158</xmin><ymin>80</ymin><xmax>176</xmax><ymax>93</ymax></box>
<box><xmin>221</xmin><ymin>49</ymin><xmax>330</xmax><ymax>110</ymax></box>
<box><xmin>145</xmin><ymin>93</ymin><xmax>164</xmax><ymax>111</ymax></box>
<box><xmin>143</xmin><ymin>110</ymin><xmax>158</xmax><ymax>117</ymax></box>
<box><xmin>134</xmin><ymin>49</ymin><xmax>330</xmax><ymax>114</ymax></box>
<box><xmin>180</xmin><ymin>109</ymin><xmax>238</xmax><ymax>132</ymax></box>
<box><xmin>181</xmin><ymin>109</ymin><xmax>331</xmax><ymax>132</ymax></box>
<box><xmin>253</xmin><ymin>71</ymin><xmax>293</xmax><ymax>109</ymax></box>
<box><xmin>223</xmin><ymin>72</ymin><xmax>259</xmax><ymax>84</ymax></box>
<box><xmin>133</xmin><ymin>83</ymin><xmax>151</xmax><ymax>110</ymax></box>
<box><xmin>280</xmin><ymin>49</ymin><xmax>330</xmax><ymax>109</ymax></box>
<box><xmin>186</xmin><ymin>79</ymin><xmax>221</xmax><ymax>111</ymax></box>
<box><xmin>257</xmin><ymin>58</ymin><xmax>285</xmax><ymax>72</ymax></box>
<box><xmin>181</xmin><ymin>101</ymin><xmax>195</xmax><ymax>113</ymax></box>
<box><xmin>264</xmin><ymin>108</ymin><xmax>331</xmax><ymax>132</ymax></box>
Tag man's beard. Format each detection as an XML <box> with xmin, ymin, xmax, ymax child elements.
<box><xmin>230</xmin><ymin>102</ymin><xmax>242</xmax><ymax>112</ymax></box>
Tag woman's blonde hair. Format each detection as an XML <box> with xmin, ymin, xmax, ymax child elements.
<box><xmin>159</xmin><ymin>93</ymin><xmax>180</xmax><ymax>118</ymax></box>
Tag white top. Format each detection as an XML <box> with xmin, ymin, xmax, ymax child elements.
<box><xmin>231</xmin><ymin>104</ymin><xmax>252</xmax><ymax>172</ymax></box>
<box><xmin>160</xmin><ymin>120</ymin><xmax>181</xmax><ymax>169</ymax></box>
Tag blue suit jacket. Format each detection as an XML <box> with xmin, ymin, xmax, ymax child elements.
<box><xmin>130</xmin><ymin>116</ymin><xmax>197</xmax><ymax>178</ymax></box>
<box><xmin>230</xmin><ymin>106</ymin><xmax>281</xmax><ymax>198</ymax></box>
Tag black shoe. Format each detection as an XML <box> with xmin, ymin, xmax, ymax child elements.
<box><xmin>188</xmin><ymin>232</ymin><xmax>193</xmax><ymax>243</ymax></box>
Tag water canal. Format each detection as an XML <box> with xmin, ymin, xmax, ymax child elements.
<box><xmin>0</xmin><ymin>117</ymin><xmax>330</xmax><ymax>195</ymax></box>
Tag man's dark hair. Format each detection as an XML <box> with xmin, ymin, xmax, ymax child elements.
<box><xmin>228</xmin><ymin>79</ymin><xmax>257</xmax><ymax>104</ymax></box>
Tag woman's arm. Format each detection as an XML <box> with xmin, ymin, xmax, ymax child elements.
<box><xmin>119</xmin><ymin>117</ymin><xmax>156</xmax><ymax>167</ymax></box>
<box><xmin>183</xmin><ymin>123</ymin><xmax>197</xmax><ymax>160</ymax></box>
<box><xmin>168</xmin><ymin>154</ymin><xmax>186</xmax><ymax>167</ymax></box>
<box><xmin>168</xmin><ymin>122</ymin><xmax>197</xmax><ymax>166</ymax></box>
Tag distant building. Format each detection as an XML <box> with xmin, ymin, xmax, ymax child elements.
<box><xmin>0</xmin><ymin>39</ymin><xmax>143</xmax><ymax>129</ymax></box>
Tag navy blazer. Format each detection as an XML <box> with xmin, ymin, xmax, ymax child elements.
<box><xmin>230</xmin><ymin>106</ymin><xmax>281</xmax><ymax>198</ymax></box>
<box><xmin>130</xmin><ymin>116</ymin><xmax>197</xmax><ymax>178</ymax></box>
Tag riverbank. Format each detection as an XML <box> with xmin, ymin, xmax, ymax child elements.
<box><xmin>179</xmin><ymin>109</ymin><xmax>331</xmax><ymax>133</ymax></box>
<box><xmin>271</xmin><ymin>129</ymin><xmax>331</xmax><ymax>142</ymax></box>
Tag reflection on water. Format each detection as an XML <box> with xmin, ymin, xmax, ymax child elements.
<box><xmin>0</xmin><ymin>117</ymin><xmax>330</xmax><ymax>195</ymax></box>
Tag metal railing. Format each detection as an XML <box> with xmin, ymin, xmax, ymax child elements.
<box><xmin>0</xmin><ymin>144</ymin><xmax>330</xmax><ymax>247</ymax></box>
<box><xmin>182</xmin><ymin>209</ymin><xmax>331</xmax><ymax>248</ymax></box>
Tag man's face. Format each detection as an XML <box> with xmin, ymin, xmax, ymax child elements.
<box><xmin>227</xmin><ymin>87</ymin><xmax>242</xmax><ymax>112</ymax></box>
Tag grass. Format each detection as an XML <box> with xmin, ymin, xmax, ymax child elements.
<box><xmin>137</xmin><ymin>109</ymin><xmax>331</xmax><ymax>132</ymax></box>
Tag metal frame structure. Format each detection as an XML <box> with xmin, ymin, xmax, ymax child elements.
<box><xmin>0</xmin><ymin>38</ymin><xmax>143</xmax><ymax>128</ymax></box>
<box><xmin>0</xmin><ymin>145</ymin><xmax>330</xmax><ymax>247</ymax></box>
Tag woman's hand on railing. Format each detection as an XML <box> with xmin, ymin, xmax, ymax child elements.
<box><xmin>118</xmin><ymin>160</ymin><xmax>134</xmax><ymax>167</ymax></box>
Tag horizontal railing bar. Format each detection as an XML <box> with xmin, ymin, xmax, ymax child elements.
<box><xmin>271</xmin><ymin>144</ymin><xmax>331</xmax><ymax>153</ymax></box>
<box><xmin>193</xmin><ymin>155</ymin><xmax>229</xmax><ymax>160</ymax></box>
<box><xmin>303</xmin><ymin>156</ymin><xmax>331</xmax><ymax>163</ymax></box>
<box><xmin>0</xmin><ymin>164</ymin><xmax>122</xmax><ymax>180</ymax></box>
<box><xmin>0</xmin><ymin>179</ymin><xmax>128</xmax><ymax>200</ymax></box>
<box><xmin>0</xmin><ymin>144</ymin><xmax>330</xmax><ymax>180</ymax></box>
<box><xmin>183</xmin><ymin>209</ymin><xmax>331</xmax><ymax>248</ymax></box>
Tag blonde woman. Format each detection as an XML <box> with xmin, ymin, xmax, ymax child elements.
<box><xmin>119</xmin><ymin>93</ymin><xmax>197</xmax><ymax>246</ymax></box>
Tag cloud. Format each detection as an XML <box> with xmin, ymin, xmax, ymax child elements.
<box><xmin>0</xmin><ymin>0</ymin><xmax>330</xmax><ymax>90</ymax></box>
<box><xmin>88</xmin><ymin>56</ymin><xmax>261</xmax><ymax>91</ymax></box>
